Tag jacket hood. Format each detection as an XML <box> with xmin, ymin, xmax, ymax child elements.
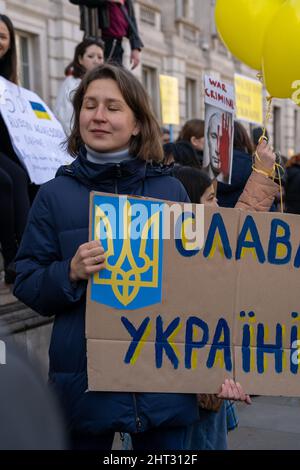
<box><xmin>56</xmin><ymin>147</ymin><xmax>172</xmax><ymax>192</ymax></box>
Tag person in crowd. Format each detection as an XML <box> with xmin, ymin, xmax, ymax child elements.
<box><xmin>252</xmin><ymin>127</ymin><xmax>269</xmax><ymax>147</ymax></box>
<box><xmin>0</xmin><ymin>325</ymin><xmax>67</xmax><ymax>449</ymax></box>
<box><xmin>285</xmin><ymin>154</ymin><xmax>300</xmax><ymax>214</ymax></box>
<box><xmin>177</xmin><ymin>118</ymin><xmax>205</xmax><ymax>165</ymax></box>
<box><xmin>173</xmin><ymin>166</ymin><xmax>217</xmax><ymax>207</ymax></box>
<box><xmin>161</xmin><ymin>126</ymin><xmax>170</xmax><ymax>145</ymax></box>
<box><xmin>54</xmin><ymin>38</ymin><xmax>104</xmax><ymax>136</ymax></box>
<box><xmin>14</xmin><ymin>64</ymin><xmax>251</xmax><ymax>451</ymax></box>
<box><xmin>217</xmin><ymin>121</ymin><xmax>253</xmax><ymax>208</ymax></box>
<box><xmin>173</xmin><ymin>139</ymin><xmax>278</xmax><ymax>450</ymax></box>
<box><xmin>0</xmin><ymin>14</ymin><xmax>30</xmax><ymax>284</ymax></box>
<box><xmin>70</xmin><ymin>0</ymin><xmax>143</xmax><ymax>68</ymax></box>
<box><xmin>163</xmin><ymin>141</ymin><xmax>201</xmax><ymax>168</ymax></box>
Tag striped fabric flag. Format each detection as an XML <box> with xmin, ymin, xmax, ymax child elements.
<box><xmin>30</xmin><ymin>101</ymin><xmax>51</xmax><ymax>120</ymax></box>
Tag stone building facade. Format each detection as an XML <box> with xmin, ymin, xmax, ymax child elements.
<box><xmin>2</xmin><ymin>0</ymin><xmax>300</xmax><ymax>157</ymax></box>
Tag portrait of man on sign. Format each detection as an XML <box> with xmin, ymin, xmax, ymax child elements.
<box><xmin>204</xmin><ymin>108</ymin><xmax>233</xmax><ymax>184</ymax></box>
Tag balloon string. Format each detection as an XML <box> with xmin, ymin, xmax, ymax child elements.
<box><xmin>261</xmin><ymin>95</ymin><xmax>273</xmax><ymax>141</ymax></box>
<box><xmin>254</xmin><ymin>72</ymin><xmax>284</xmax><ymax>211</ymax></box>
<box><xmin>254</xmin><ymin>73</ymin><xmax>284</xmax><ymax>212</ymax></box>
<box><xmin>256</xmin><ymin>72</ymin><xmax>273</xmax><ymax>140</ymax></box>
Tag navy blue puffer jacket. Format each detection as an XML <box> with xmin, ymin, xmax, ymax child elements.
<box><xmin>14</xmin><ymin>149</ymin><xmax>198</xmax><ymax>435</ymax></box>
<box><xmin>217</xmin><ymin>149</ymin><xmax>253</xmax><ymax>208</ymax></box>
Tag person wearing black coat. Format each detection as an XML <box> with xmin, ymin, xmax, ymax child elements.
<box><xmin>14</xmin><ymin>64</ymin><xmax>250</xmax><ymax>451</ymax></box>
<box><xmin>285</xmin><ymin>154</ymin><xmax>300</xmax><ymax>214</ymax></box>
<box><xmin>14</xmin><ymin>64</ymin><xmax>197</xmax><ymax>451</ymax></box>
<box><xmin>217</xmin><ymin>121</ymin><xmax>253</xmax><ymax>208</ymax></box>
<box><xmin>0</xmin><ymin>14</ymin><xmax>31</xmax><ymax>284</ymax></box>
<box><xmin>70</xmin><ymin>0</ymin><xmax>143</xmax><ymax>68</ymax></box>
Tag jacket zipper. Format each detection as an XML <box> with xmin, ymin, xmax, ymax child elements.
<box><xmin>132</xmin><ymin>393</ymin><xmax>142</xmax><ymax>432</ymax></box>
<box><xmin>114</xmin><ymin>163</ymin><xmax>142</xmax><ymax>432</ymax></box>
<box><xmin>115</xmin><ymin>164</ymin><xmax>121</xmax><ymax>194</ymax></box>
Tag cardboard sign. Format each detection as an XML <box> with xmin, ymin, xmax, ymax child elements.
<box><xmin>0</xmin><ymin>77</ymin><xmax>72</xmax><ymax>184</ymax></box>
<box><xmin>86</xmin><ymin>193</ymin><xmax>300</xmax><ymax>397</ymax></box>
<box><xmin>203</xmin><ymin>75</ymin><xmax>234</xmax><ymax>185</ymax></box>
<box><xmin>159</xmin><ymin>75</ymin><xmax>180</xmax><ymax>125</ymax></box>
<box><xmin>235</xmin><ymin>73</ymin><xmax>263</xmax><ymax>125</ymax></box>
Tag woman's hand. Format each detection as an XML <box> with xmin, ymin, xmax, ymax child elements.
<box><xmin>130</xmin><ymin>49</ymin><xmax>141</xmax><ymax>70</ymax></box>
<box><xmin>70</xmin><ymin>240</ymin><xmax>106</xmax><ymax>282</ymax></box>
<box><xmin>255</xmin><ymin>139</ymin><xmax>276</xmax><ymax>173</ymax></box>
<box><xmin>217</xmin><ymin>379</ymin><xmax>252</xmax><ymax>405</ymax></box>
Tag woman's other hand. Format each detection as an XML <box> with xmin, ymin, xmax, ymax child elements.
<box><xmin>217</xmin><ymin>379</ymin><xmax>252</xmax><ymax>405</ymax></box>
<box><xmin>70</xmin><ymin>240</ymin><xmax>106</xmax><ymax>282</ymax></box>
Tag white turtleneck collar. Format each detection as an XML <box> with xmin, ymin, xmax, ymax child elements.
<box><xmin>85</xmin><ymin>145</ymin><xmax>131</xmax><ymax>164</ymax></box>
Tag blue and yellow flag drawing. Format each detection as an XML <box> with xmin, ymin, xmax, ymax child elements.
<box><xmin>91</xmin><ymin>194</ymin><xmax>164</xmax><ymax>310</ymax></box>
<box><xmin>29</xmin><ymin>101</ymin><xmax>51</xmax><ymax>120</ymax></box>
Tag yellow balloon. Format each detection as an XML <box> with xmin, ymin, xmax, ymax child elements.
<box><xmin>215</xmin><ymin>0</ymin><xmax>286</xmax><ymax>70</ymax></box>
<box><xmin>263</xmin><ymin>0</ymin><xmax>300</xmax><ymax>99</ymax></box>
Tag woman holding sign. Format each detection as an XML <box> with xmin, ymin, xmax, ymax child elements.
<box><xmin>0</xmin><ymin>14</ymin><xmax>30</xmax><ymax>284</ymax></box>
<box><xmin>14</xmin><ymin>64</ymin><xmax>251</xmax><ymax>450</ymax></box>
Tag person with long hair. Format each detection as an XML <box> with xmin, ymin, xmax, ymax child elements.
<box><xmin>0</xmin><ymin>14</ymin><xmax>17</xmax><ymax>83</ymax></box>
<box><xmin>177</xmin><ymin>119</ymin><xmax>205</xmax><ymax>165</ymax></box>
<box><xmin>14</xmin><ymin>64</ymin><xmax>250</xmax><ymax>450</ymax></box>
<box><xmin>0</xmin><ymin>14</ymin><xmax>30</xmax><ymax>284</ymax></box>
<box><xmin>54</xmin><ymin>38</ymin><xmax>104</xmax><ymax>136</ymax></box>
<box><xmin>163</xmin><ymin>141</ymin><xmax>201</xmax><ymax>168</ymax></box>
<box><xmin>173</xmin><ymin>166</ymin><xmax>217</xmax><ymax>207</ymax></box>
<box><xmin>69</xmin><ymin>0</ymin><xmax>143</xmax><ymax>68</ymax></box>
<box><xmin>285</xmin><ymin>154</ymin><xmax>300</xmax><ymax>214</ymax></box>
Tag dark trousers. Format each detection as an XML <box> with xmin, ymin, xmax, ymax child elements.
<box><xmin>0</xmin><ymin>153</ymin><xmax>30</xmax><ymax>265</ymax></box>
<box><xmin>71</xmin><ymin>426</ymin><xmax>191</xmax><ymax>451</ymax></box>
<box><xmin>103</xmin><ymin>37</ymin><xmax>124</xmax><ymax>65</ymax></box>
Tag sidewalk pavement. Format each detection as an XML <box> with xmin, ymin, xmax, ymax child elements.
<box><xmin>0</xmin><ymin>273</ymin><xmax>16</xmax><ymax>307</ymax></box>
<box><xmin>228</xmin><ymin>396</ymin><xmax>300</xmax><ymax>450</ymax></box>
<box><xmin>112</xmin><ymin>396</ymin><xmax>300</xmax><ymax>451</ymax></box>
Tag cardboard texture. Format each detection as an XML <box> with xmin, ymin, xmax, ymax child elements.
<box><xmin>86</xmin><ymin>192</ymin><xmax>300</xmax><ymax>396</ymax></box>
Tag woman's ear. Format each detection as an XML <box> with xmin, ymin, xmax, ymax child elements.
<box><xmin>132</xmin><ymin>122</ymin><xmax>141</xmax><ymax>137</ymax></box>
<box><xmin>191</xmin><ymin>136</ymin><xmax>197</xmax><ymax>146</ymax></box>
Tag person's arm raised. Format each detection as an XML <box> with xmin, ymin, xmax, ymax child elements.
<box><xmin>235</xmin><ymin>140</ymin><xmax>279</xmax><ymax>212</ymax></box>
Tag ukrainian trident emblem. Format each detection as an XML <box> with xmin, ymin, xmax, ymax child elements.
<box><xmin>91</xmin><ymin>194</ymin><xmax>164</xmax><ymax>310</ymax></box>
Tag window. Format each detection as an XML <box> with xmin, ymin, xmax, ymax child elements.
<box><xmin>183</xmin><ymin>0</ymin><xmax>190</xmax><ymax>18</ymax></box>
<box><xmin>210</xmin><ymin>0</ymin><xmax>217</xmax><ymax>37</ymax></box>
<box><xmin>16</xmin><ymin>33</ymin><xmax>35</xmax><ymax>89</ymax></box>
<box><xmin>176</xmin><ymin>0</ymin><xmax>191</xmax><ymax>19</ymax></box>
<box><xmin>142</xmin><ymin>66</ymin><xmax>160</xmax><ymax>119</ymax></box>
<box><xmin>273</xmin><ymin>106</ymin><xmax>282</xmax><ymax>151</ymax></box>
<box><xmin>140</xmin><ymin>5</ymin><xmax>156</xmax><ymax>27</ymax></box>
<box><xmin>186</xmin><ymin>78</ymin><xmax>197</xmax><ymax>120</ymax></box>
<box><xmin>294</xmin><ymin>110</ymin><xmax>300</xmax><ymax>153</ymax></box>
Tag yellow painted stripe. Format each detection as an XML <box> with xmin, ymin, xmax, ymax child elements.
<box><xmin>34</xmin><ymin>110</ymin><xmax>51</xmax><ymax>120</ymax></box>
<box><xmin>130</xmin><ymin>322</ymin><xmax>152</xmax><ymax>365</ymax></box>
